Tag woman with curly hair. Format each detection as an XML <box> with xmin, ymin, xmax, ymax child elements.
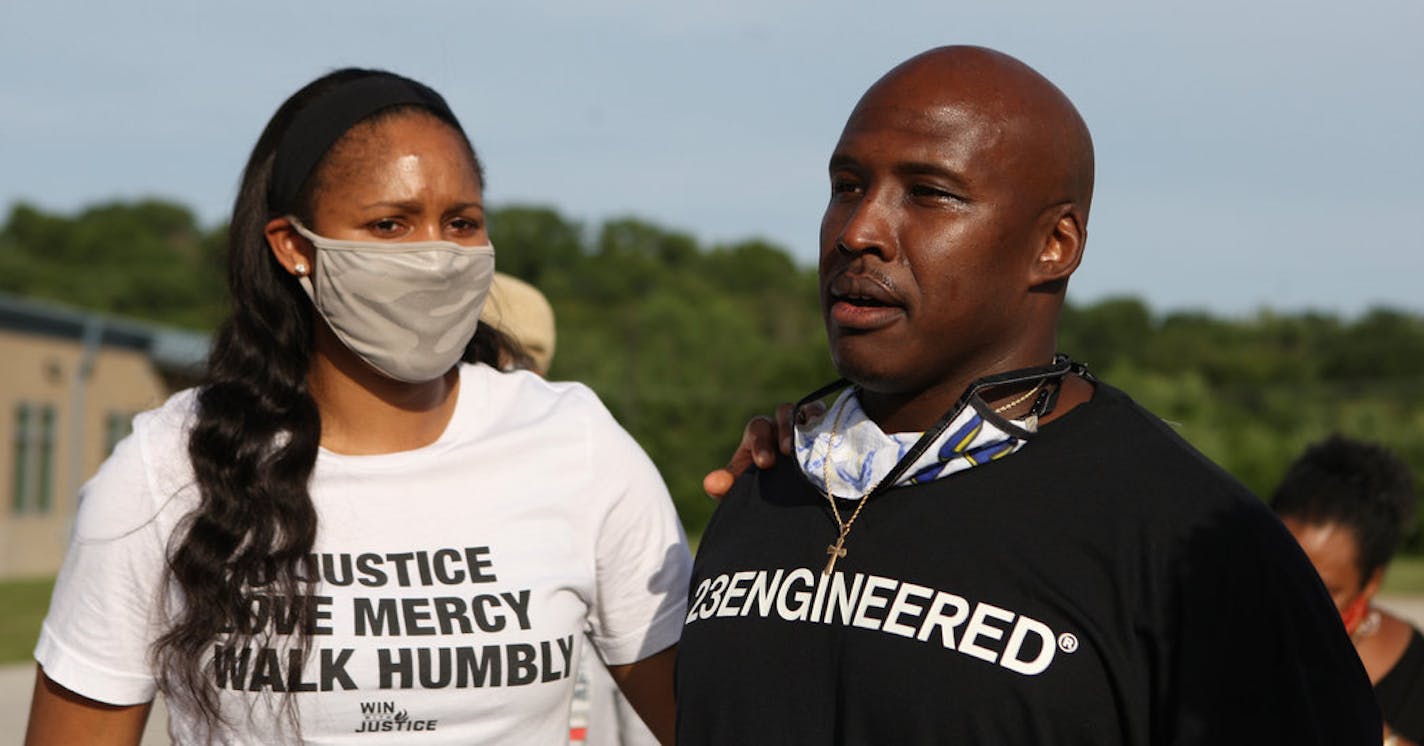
<box><xmin>1273</xmin><ymin>435</ymin><xmax>1424</xmax><ymax>746</ymax></box>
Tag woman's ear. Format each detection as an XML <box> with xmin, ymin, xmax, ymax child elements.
<box><xmin>1361</xmin><ymin>564</ymin><xmax>1386</xmax><ymax>602</ymax></box>
<box><xmin>264</xmin><ymin>216</ymin><xmax>314</xmax><ymax>277</ymax></box>
<box><xmin>1029</xmin><ymin>204</ymin><xmax>1087</xmax><ymax>289</ymax></box>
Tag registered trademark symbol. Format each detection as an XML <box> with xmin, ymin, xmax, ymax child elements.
<box><xmin>1057</xmin><ymin>633</ymin><xmax>1079</xmax><ymax>653</ymax></box>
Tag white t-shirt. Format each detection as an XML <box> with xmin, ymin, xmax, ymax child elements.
<box><xmin>36</xmin><ymin>363</ymin><xmax>691</xmax><ymax>744</ymax></box>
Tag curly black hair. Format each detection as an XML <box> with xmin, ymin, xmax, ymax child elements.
<box><xmin>1270</xmin><ymin>434</ymin><xmax>1417</xmax><ymax>585</ymax></box>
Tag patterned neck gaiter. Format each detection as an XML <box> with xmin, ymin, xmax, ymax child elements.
<box><xmin>795</xmin><ymin>388</ymin><xmax>1037</xmax><ymax>500</ymax></box>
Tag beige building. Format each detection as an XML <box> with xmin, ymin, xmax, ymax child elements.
<box><xmin>0</xmin><ymin>292</ymin><xmax>208</xmax><ymax>579</ymax></box>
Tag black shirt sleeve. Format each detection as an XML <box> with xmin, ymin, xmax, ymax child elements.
<box><xmin>1159</xmin><ymin>496</ymin><xmax>1381</xmax><ymax>744</ymax></box>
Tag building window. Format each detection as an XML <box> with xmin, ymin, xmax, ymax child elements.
<box><xmin>10</xmin><ymin>404</ymin><xmax>28</xmax><ymax>514</ymax></box>
<box><xmin>11</xmin><ymin>402</ymin><xmax>57</xmax><ymax>515</ymax></box>
<box><xmin>37</xmin><ymin>405</ymin><xmax>55</xmax><ymax>512</ymax></box>
<box><xmin>104</xmin><ymin>411</ymin><xmax>133</xmax><ymax>456</ymax></box>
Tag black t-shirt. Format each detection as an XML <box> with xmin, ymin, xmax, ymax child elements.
<box><xmin>676</xmin><ymin>383</ymin><xmax>1379</xmax><ymax>745</ymax></box>
<box><xmin>1378</xmin><ymin>626</ymin><xmax>1424</xmax><ymax>742</ymax></box>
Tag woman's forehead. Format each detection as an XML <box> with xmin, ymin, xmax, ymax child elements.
<box><xmin>314</xmin><ymin>114</ymin><xmax>481</xmax><ymax>204</ymax></box>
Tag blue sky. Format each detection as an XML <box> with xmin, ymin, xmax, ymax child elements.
<box><xmin>3</xmin><ymin>0</ymin><xmax>1420</xmax><ymax>316</ymax></box>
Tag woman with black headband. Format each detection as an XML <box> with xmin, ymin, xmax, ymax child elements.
<box><xmin>25</xmin><ymin>69</ymin><xmax>689</xmax><ymax>744</ymax></box>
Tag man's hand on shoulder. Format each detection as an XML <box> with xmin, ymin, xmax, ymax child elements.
<box><xmin>704</xmin><ymin>402</ymin><xmax>820</xmax><ymax>500</ymax></box>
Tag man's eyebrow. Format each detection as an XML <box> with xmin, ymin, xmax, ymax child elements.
<box><xmin>898</xmin><ymin>162</ymin><xmax>976</xmax><ymax>192</ymax></box>
<box><xmin>828</xmin><ymin>155</ymin><xmax>970</xmax><ymax>180</ymax></box>
<box><xmin>898</xmin><ymin>161</ymin><xmax>967</xmax><ymax>180</ymax></box>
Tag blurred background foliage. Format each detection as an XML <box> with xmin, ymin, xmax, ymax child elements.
<box><xmin>3</xmin><ymin>199</ymin><xmax>1421</xmax><ymax>547</ymax></box>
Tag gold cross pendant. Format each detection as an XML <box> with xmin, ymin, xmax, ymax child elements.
<box><xmin>823</xmin><ymin>536</ymin><xmax>847</xmax><ymax>576</ymax></box>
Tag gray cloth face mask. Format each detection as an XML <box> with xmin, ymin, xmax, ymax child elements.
<box><xmin>288</xmin><ymin>218</ymin><xmax>496</xmax><ymax>383</ymax></box>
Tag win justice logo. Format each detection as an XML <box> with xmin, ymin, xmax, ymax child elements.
<box><xmin>356</xmin><ymin>700</ymin><xmax>439</xmax><ymax>734</ymax></box>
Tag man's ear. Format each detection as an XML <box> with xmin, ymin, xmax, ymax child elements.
<box><xmin>265</xmin><ymin>216</ymin><xmax>314</xmax><ymax>277</ymax></box>
<box><xmin>1029</xmin><ymin>204</ymin><xmax>1086</xmax><ymax>289</ymax></box>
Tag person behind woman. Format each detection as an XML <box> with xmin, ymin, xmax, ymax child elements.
<box><xmin>1272</xmin><ymin>435</ymin><xmax>1424</xmax><ymax>745</ymax></box>
<box><xmin>25</xmin><ymin>68</ymin><xmax>689</xmax><ymax>745</ymax></box>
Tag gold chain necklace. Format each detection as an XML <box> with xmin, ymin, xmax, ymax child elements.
<box><xmin>819</xmin><ymin>380</ymin><xmax>1045</xmax><ymax>576</ymax></box>
<box><xmin>821</xmin><ymin>400</ymin><xmax>874</xmax><ymax>576</ymax></box>
<box><xmin>993</xmin><ymin>379</ymin><xmax>1044</xmax><ymax>415</ymax></box>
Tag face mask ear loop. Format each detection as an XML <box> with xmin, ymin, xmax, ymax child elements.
<box><xmin>285</xmin><ymin>217</ymin><xmax>321</xmax><ymax>305</ymax></box>
<box><xmin>287</xmin><ymin>216</ymin><xmax>320</xmax><ymax>245</ymax></box>
<box><xmin>296</xmin><ymin>274</ymin><xmax>318</xmax><ymax>305</ymax></box>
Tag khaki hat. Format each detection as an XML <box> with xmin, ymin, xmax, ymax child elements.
<box><xmin>479</xmin><ymin>272</ymin><xmax>557</xmax><ymax>374</ymax></box>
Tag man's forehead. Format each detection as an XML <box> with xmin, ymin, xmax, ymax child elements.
<box><xmin>832</xmin><ymin>99</ymin><xmax>1008</xmax><ymax>164</ymax></box>
<box><xmin>844</xmin><ymin>98</ymin><xmax>998</xmax><ymax>135</ymax></box>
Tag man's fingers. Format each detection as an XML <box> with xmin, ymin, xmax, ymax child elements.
<box><xmin>774</xmin><ymin>403</ymin><xmax>795</xmax><ymax>455</ymax></box>
<box><xmin>777</xmin><ymin>400</ymin><xmax>825</xmax><ymax>455</ymax></box>
<box><xmin>703</xmin><ymin>469</ymin><xmax>735</xmax><ymax>501</ymax></box>
<box><xmin>711</xmin><ymin>403</ymin><xmax>827</xmax><ymax>501</ymax></box>
<box><xmin>707</xmin><ymin>416</ymin><xmax>779</xmax><ymax>501</ymax></box>
<box><xmin>744</xmin><ymin>415</ymin><xmax>777</xmax><ymax>468</ymax></box>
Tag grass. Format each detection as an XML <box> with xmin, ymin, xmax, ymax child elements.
<box><xmin>0</xmin><ymin>577</ymin><xmax>52</xmax><ymax>665</ymax></box>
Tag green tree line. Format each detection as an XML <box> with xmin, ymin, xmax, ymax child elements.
<box><xmin>3</xmin><ymin>200</ymin><xmax>1421</xmax><ymax>547</ymax></box>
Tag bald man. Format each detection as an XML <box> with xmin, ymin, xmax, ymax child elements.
<box><xmin>676</xmin><ymin>47</ymin><xmax>1378</xmax><ymax>744</ymax></box>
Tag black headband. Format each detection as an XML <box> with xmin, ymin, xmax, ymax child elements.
<box><xmin>269</xmin><ymin>75</ymin><xmax>460</xmax><ymax>211</ymax></box>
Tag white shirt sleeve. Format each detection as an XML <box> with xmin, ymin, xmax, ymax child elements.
<box><xmin>34</xmin><ymin>411</ymin><xmax>177</xmax><ymax>706</ymax></box>
<box><xmin>582</xmin><ymin>399</ymin><xmax>692</xmax><ymax>667</ymax></box>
